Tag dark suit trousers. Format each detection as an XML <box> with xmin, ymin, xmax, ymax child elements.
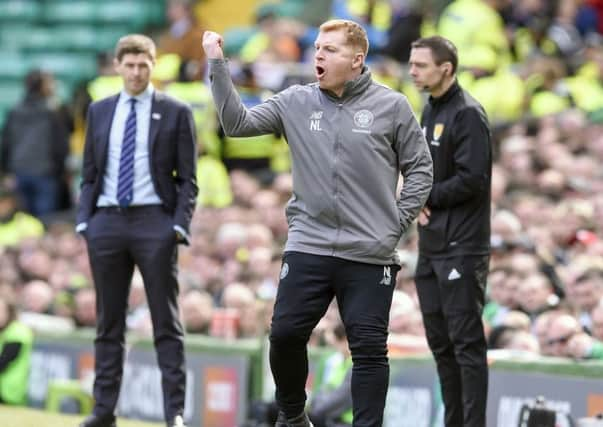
<box><xmin>85</xmin><ymin>205</ymin><xmax>185</xmax><ymax>421</ymax></box>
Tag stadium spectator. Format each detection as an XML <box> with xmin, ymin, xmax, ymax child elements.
<box><xmin>180</xmin><ymin>289</ymin><xmax>213</xmax><ymax>334</ymax></box>
<box><xmin>438</xmin><ymin>0</ymin><xmax>512</xmax><ymax>68</ymax></box>
<box><xmin>388</xmin><ymin>290</ymin><xmax>430</xmax><ymax>355</ymax></box>
<box><xmin>246</xmin><ymin>222</ymin><xmax>274</xmax><ymax>250</ymax></box>
<box><xmin>330</xmin><ymin>0</ymin><xmax>393</xmax><ymax>51</ymax></box>
<box><xmin>563</xmin><ymin>262</ymin><xmax>603</xmax><ymax>330</ymax></box>
<box><xmin>0</xmin><ymin>70</ymin><xmax>70</xmax><ymax>219</ymax></box>
<box><xmin>17</xmin><ymin>246</ymin><xmax>54</xmax><ymax>282</ymax></box>
<box><xmin>221</xmin><ymin>282</ymin><xmax>266</xmax><ymax>338</ymax></box>
<box><xmin>158</xmin><ymin>0</ymin><xmax>206</xmax><ymax>80</ymax></box>
<box><xmin>0</xmin><ymin>186</ymin><xmax>44</xmax><ymax>248</ymax></box>
<box><xmin>214</xmin><ymin>221</ymin><xmax>248</xmax><ymax>262</ymax></box>
<box><xmin>506</xmin><ymin>330</ymin><xmax>540</xmax><ymax>354</ymax></box>
<box><xmin>483</xmin><ymin>268</ymin><xmax>513</xmax><ymax>328</ymax></box>
<box><xmin>516</xmin><ymin>273</ymin><xmax>558</xmax><ymax>318</ymax></box>
<box><xmin>548</xmin><ymin>0</ymin><xmax>587</xmax><ymax>67</ymax></box>
<box><xmin>590</xmin><ymin>300</ymin><xmax>603</xmax><ymax>342</ymax></box>
<box><xmin>498</xmin><ymin>134</ymin><xmax>537</xmax><ymax>189</ymax></box>
<box><xmin>532</xmin><ymin>310</ymin><xmax>562</xmax><ymax>356</ymax></box>
<box><xmin>239</xmin><ymin>6</ymin><xmax>303</xmax><ymax>65</ymax></box>
<box><xmin>491</xmin><ymin>210</ymin><xmax>522</xmax><ymax>244</ymax></box>
<box><xmin>566</xmin><ymin>300</ymin><xmax>603</xmax><ymax>359</ymax></box>
<box><xmin>500</xmin><ymin>310</ymin><xmax>532</xmax><ymax>332</ymax></box>
<box><xmin>379</xmin><ymin>1</ymin><xmax>424</xmax><ymax>62</ymax></box>
<box><xmin>490</xmin><ymin>166</ymin><xmax>510</xmax><ymax>205</ymax></box>
<box><xmin>220</xmin><ymin>64</ymin><xmax>284</xmax><ymax>185</ymax></box>
<box><xmin>0</xmin><ymin>253</ymin><xmax>20</xmax><ymax>290</ymax></box>
<box><xmin>72</xmin><ymin>287</ymin><xmax>96</xmax><ymax>328</ymax></box>
<box><xmin>0</xmin><ymin>295</ymin><xmax>33</xmax><ymax>405</ymax></box>
<box><xmin>20</xmin><ymin>280</ymin><xmax>54</xmax><ymax>314</ymax></box>
<box><xmin>545</xmin><ymin>313</ymin><xmax>582</xmax><ymax>357</ymax></box>
<box><xmin>229</xmin><ymin>169</ymin><xmax>262</xmax><ymax>208</ymax></box>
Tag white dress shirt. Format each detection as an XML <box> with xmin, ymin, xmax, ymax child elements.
<box><xmin>97</xmin><ymin>83</ymin><xmax>162</xmax><ymax>207</ymax></box>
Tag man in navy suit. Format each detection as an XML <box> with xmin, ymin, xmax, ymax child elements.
<box><xmin>76</xmin><ymin>34</ymin><xmax>197</xmax><ymax>427</ymax></box>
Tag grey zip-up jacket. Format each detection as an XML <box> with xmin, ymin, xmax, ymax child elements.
<box><xmin>209</xmin><ymin>59</ymin><xmax>432</xmax><ymax>265</ymax></box>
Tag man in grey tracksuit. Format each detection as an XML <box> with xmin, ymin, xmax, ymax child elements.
<box><xmin>203</xmin><ymin>19</ymin><xmax>432</xmax><ymax>427</ymax></box>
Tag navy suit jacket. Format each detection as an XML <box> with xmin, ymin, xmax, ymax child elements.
<box><xmin>77</xmin><ymin>91</ymin><xmax>198</xmax><ymax>240</ymax></box>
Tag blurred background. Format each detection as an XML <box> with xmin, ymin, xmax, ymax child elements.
<box><xmin>1</xmin><ymin>0</ymin><xmax>603</xmax><ymax>426</ymax></box>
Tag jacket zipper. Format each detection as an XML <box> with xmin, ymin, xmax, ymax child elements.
<box><xmin>332</xmin><ymin>102</ymin><xmax>343</xmax><ymax>255</ymax></box>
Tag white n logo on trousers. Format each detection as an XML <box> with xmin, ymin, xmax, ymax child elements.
<box><xmin>379</xmin><ymin>266</ymin><xmax>391</xmax><ymax>285</ymax></box>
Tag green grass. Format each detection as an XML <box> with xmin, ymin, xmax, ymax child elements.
<box><xmin>0</xmin><ymin>405</ymin><xmax>163</xmax><ymax>427</ymax></box>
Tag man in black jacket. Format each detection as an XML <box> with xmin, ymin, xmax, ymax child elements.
<box><xmin>0</xmin><ymin>70</ymin><xmax>69</xmax><ymax>218</ymax></box>
<box><xmin>409</xmin><ymin>36</ymin><xmax>492</xmax><ymax>427</ymax></box>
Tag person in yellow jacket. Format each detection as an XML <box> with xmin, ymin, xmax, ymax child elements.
<box><xmin>331</xmin><ymin>0</ymin><xmax>392</xmax><ymax>50</ymax></box>
<box><xmin>239</xmin><ymin>6</ymin><xmax>302</xmax><ymax>64</ymax></box>
<box><xmin>165</xmin><ymin>75</ymin><xmax>234</xmax><ymax>208</ymax></box>
<box><xmin>164</xmin><ymin>79</ymin><xmax>222</xmax><ymax>158</ymax></box>
<box><xmin>195</xmin><ymin>155</ymin><xmax>233</xmax><ymax>208</ymax></box>
<box><xmin>438</xmin><ymin>0</ymin><xmax>511</xmax><ymax>70</ymax></box>
<box><xmin>0</xmin><ymin>187</ymin><xmax>44</xmax><ymax>248</ymax></box>
<box><xmin>458</xmin><ymin>46</ymin><xmax>526</xmax><ymax>124</ymax></box>
<box><xmin>0</xmin><ymin>296</ymin><xmax>34</xmax><ymax>405</ymax></box>
<box><xmin>562</xmin><ymin>58</ymin><xmax>603</xmax><ymax>113</ymax></box>
<box><xmin>220</xmin><ymin>64</ymin><xmax>288</xmax><ymax>184</ymax></box>
<box><xmin>525</xmin><ymin>56</ymin><xmax>572</xmax><ymax>118</ymax></box>
<box><xmin>157</xmin><ymin>0</ymin><xmax>206</xmax><ymax>80</ymax></box>
<box><xmin>371</xmin><ymin>56</ymin><xmax>423</xmax><ymax>115</ymax></box>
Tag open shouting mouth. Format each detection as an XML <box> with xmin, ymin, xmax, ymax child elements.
<box><xmin>315</xmin><ymin>65</ymin><xmax>325</xmax><ymax>79</ymax></box>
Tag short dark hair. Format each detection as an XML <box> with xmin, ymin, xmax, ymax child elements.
<box><xmin>24</xmin><ymin>69</ymin><xmax>51</xmax><ymax>97</ymax></box>
<box><xmin>411</xmin><ymin>36</ymin><xmax>458</xmax><ymax>75</ymax></box>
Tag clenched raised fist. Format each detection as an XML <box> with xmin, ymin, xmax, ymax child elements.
<box><xmin>202</xmin><ymin>31</ymin><xmax>225</xmax><ymax>60</ymax></box>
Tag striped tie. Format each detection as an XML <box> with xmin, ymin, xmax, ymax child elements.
<box><xmin>117</xmin><ymin>98</ymin><xmax>137</xmax><ymax>206</ymax></box>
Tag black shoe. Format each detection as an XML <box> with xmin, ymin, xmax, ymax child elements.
<box><xmin>78</xmin><ymin>414</ymin><xmax>116</xmax><ymax>427</ymax></box>
<box><xmin>275</xmin><ymin>411</ymin><xmax>313</xmax><ymax>427</ymax></box>
<box><xmin>167</xmin><ymin>415</ymin><xmax>187</xmax><ymax>427</ymax></box>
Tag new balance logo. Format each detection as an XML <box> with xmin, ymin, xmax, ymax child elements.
<box><xmin>379</xmin><ymin>266</ymin><xmax>392</xmax><ymax>285</ymax></box>
<box><xmin>448</xmin><ymin>268</ymin><xmax>461</xmax><ymax>281</ymax></box>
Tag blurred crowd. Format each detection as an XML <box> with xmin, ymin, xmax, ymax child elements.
<box><xmin>0</xmin><ymin>0</ymin><xmax>603</xmax><ymax>364</ymax></box>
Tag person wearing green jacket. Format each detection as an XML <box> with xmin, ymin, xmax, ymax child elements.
<box><xmin>309</xmin><ymin>323</ymin><xmax>353</xmax><ymax>427</ymax></box>
<box><xmin>0</xmin><ymin>296</ymin><xmax>34</xmax><ymax>405</ymax></box>
<box><xmin>438</xmin><ymin>0</ymin><xmax>511</xmax><ymax>70</ymax></box>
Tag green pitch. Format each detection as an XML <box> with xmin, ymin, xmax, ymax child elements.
<box><xmin>0</xmin><ymin>406</ymin><xmax>163</xmax><ymax>427</ymax></box>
